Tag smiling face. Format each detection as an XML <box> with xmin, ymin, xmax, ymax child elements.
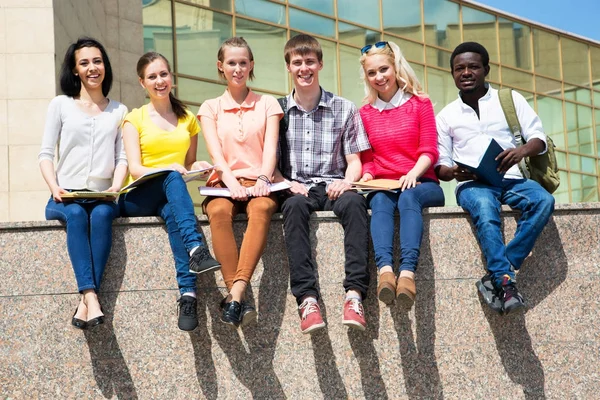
<box><xmin>218</xmin><ymin>46</ymin><xmax>254</xmax><ymax>88</ymax></box>
<box><xmin>286</xmin><ymin>52</ymin><xmax>323</xmax><ymax>89</ymax></box>
<box><xmin>139</xmin><ymin>58</ymin><xmax>172</xmax><ymax>100</ymax></box>
<box><xmin>451</xmin><ymin>51</ymin><xmax>489</xmax><ymax>95</ymax></box>
<box><xmin>73</xmin><ymin>46</ymin><xmax>105</xmax><ymax>92</ymax></box>
<box><xmin>364</xmin><ymin>53</ymin><xmax>399</xmax><ymax>102</ymax></box>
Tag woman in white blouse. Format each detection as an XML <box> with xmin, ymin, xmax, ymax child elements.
<box><xmin>39</xmin><ymin>37</ymin><xmax>128</xmax><ymax>330</ymax></box>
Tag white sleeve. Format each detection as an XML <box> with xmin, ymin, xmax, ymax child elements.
<box><xmin>38</xmin><ymin>96</ymin><xmax>63</xmax><ymax>162</ymax></box>
<box><xmin>512</xmin><ymin>91</ymin><xmax>547</xmax><ymax>154</ymax></box>
<box><xmin>435</xmin><ymin>113</ymin><xmax>454</xmax><ymax>167</ymax></box>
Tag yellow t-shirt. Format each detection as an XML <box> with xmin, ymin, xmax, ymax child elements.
<box><xmin>123</xmin><ymin>105</ymin><xmax>199</xmax><ymax>184</ymax></box>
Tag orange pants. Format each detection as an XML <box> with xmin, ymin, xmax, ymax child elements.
<box><xmin>204</xmin><ymin>184</ymin><xmax>278</xmax><ymax>290</ymax></box>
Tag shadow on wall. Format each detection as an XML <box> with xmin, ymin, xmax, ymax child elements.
<box><xmin>84</xmin><ymin>228</ymin><xmax>139</xmax><ymax>399</ymax></box>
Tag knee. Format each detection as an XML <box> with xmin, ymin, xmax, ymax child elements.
<box><xmin>91</xmin><ymin>204</ymin><xmax>117</xmax><ymax>220</ymax></box>
<box><xmin>206</xmin><ymin>199</ymin><xmax>234</xmax><ymax>222</ymax></box>
<box><xmin>335</xmin><ymin>191</ymin><xmax>366</xmax><ymax>213</ymax></box>
<box><xmin>65</xmin><ymin>205</ymin><xmax>88</xmax><ymax>222</ymax></box>
<box><xmin>282</xmin><ymin>195</ymin><xmax>310</xmax><ymax>217</ymax></box>
<box><xmin>535</xmin><ymin>191</ymin><xmax>555</xmax><ymax>216</ymax></box>
<box><xmin>248</xmin><ymin>197</ymin><xmax>277</xmax><ymax>216</ymax></box>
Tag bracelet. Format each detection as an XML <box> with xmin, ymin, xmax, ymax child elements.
<box><xmin>257</xmin><ymin>175</ymin><xmax>272</xmax><ymax>185</ymax></box>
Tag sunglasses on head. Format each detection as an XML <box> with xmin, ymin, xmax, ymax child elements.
<box><xmin>361</xmin><ymin>41</ymin><xmax>390</xmax><ymax>54</ymax></box>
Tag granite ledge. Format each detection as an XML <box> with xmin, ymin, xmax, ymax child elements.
<box><xmin>1</xmin><ymin>202</ymin><xmax>598</xmax><ymax>231</ymax></box>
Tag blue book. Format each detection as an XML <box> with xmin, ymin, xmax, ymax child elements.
<box><xmin>454</xmin><ymin>139</ymin><xmax>505</xmax><ymax>187</ymax></box>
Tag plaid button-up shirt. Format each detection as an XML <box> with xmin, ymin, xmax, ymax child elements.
<box><xmin>279</xmin><ymin>88</ymin><xmax>370</xmax><ymax>185</ymax></box>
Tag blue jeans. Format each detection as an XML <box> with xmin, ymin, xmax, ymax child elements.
<box><xmin>368</xmin><ymin>181</ymin><xmax>445</xmax><ymax>272</ymax></box>
<box><xmin>118</xmin><ymin>171</ymin><xmax>203</xmax><ymax>295</ymax></box>
<box><xmin>457</xmin><ymin>179</ymin><xmax>555</xmax><ymax>288</ymax></box>
<box><xmin>46</xmin><ymin>197</ymin><xmax>119</xmax><ymax>292</ymax></box>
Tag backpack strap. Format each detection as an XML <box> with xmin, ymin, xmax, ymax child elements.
<box><xmin>498</xmin><ymin>88</ymin><xmax>529</xmax><ymax>178</ymax></box>
<box><xmin>277</xmin><ymin>96</ymin><xmax>291</xmax><ymax>178</ymax></box>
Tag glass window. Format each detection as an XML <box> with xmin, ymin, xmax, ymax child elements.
<box><xmin>426</xmin><ymin>46</ymin><xmax>451</xmax><ymax>69</ymax></box>
<box><xmin>570</xmin><ymin>172</ymin><xmax>599</xmax><ymax>202</ymax></box>
<box><xmin>566</xmin><ymin>103</ymin><xmax>594</xmax><ymax>155</ymax></box>
<box><xmin>427</xmin><ymin>67</ymin><xmax>456</xmax><ymax>114</ymax></box>
<box><xmin>594</xmin><ymin>91</ymin><xmax>600</xmax><ymax>108</ymax></box>
<box><xmin>498</xmin><ymin>18</ymin><xmax>531</xmax><ymax>70</ymax></box>
<box><xmin>177</xmin><ymin>77</ymin><xmax>226</xmax><ymax>104</ymax></box>
<box><xmin>501</xmin><ymin>67</ymin><xmax>533</xmax><ymax>91</ymax></box>
<box><xmin>175</xmin><ymin>4</ymin><xmax>232</xmax><ymax>81</ymax></box>
<box><xmin>412</xmin><ymin>63</ymin><xmax>425</xmax><ymax>86</ymax></box>
<box><xmin>142</xmin><ymin>0</ymin><xmax>174</xmax><ymax>63</ymax></box>
<box><xmin>536</xmin><ymin>76</ymin><xmax>562</xmax><ymax>98</ymax></box>
<box><xmin>382</xmin><ymin>0</ymin><xmax>422</xmax><ymax>42</ymax></box>
<box><xmin>289</xmin><ymin>7</ymin><xmax>335</xmax><ymax>38</ymax></box>
<box><xmin>339</xmin><ymin>44</ymin><xmax>363</xmax><ymax>106</ymax></box>
<box><xmin>596</xmin><ymin>109</ymin><xmax>600</xmax><ymax>156</ymax></box>
<box><xmin>564</xmin><ymin>86</ymin><xmax>592</xmax><ymax>105</ymax></box>
<box><xmin>533</xmin><ymin>29</ymin><xmax>560</xmax><ymax>79</ymax></box>
<box><xmin>289</xmin><ymin>0</ymin><xmax>334</xmax><ymax>16</ymax></box>
<box><xmin>553</xmin><ymin>170</ymin><xmax>570</xmax><ymax>204</ymax></box>
<box><xmin>235</xmin><ymin>0</ymin><xmax>285</xmax><ymax>24</ymax></box>
<box><xmin>555</xmin><ymin>150</ymin><xmax>567</xmax><ymax>171</ymax></box>
<box><xmin>568</xmin><ymin>154</ymin><xmax>597</xmax><ymax>175</ymax></box>
<box><xmin>561</xmin><ymin>37</ymin><xmax>589</xmax><ymax>87</ymax></box>
<box><xmin>383</xmin><ymin>35</ymin><xmax>424</xmax><ymax>63</ymax></box>
<box><xmin>423</xmin><ymin>0</ymin><xmax>459</xmax><ymax>49</ymax></box>
<box><xmin>338</xmin><ymin>0</ymin><xmax>380</xmax><ymax>29</ymax></box>
<box><xmin>186</xmin><ymin>0</ymin><xmax>232</xmax><ymax>12</ymax></box>
<box><xmin>236</xmin><ymin>18</ymin><xmax>288</xmax><ymax>94</ymax></box>
<box><xmin>536</xmin><ymin>95</ymin><xmax>565</xmax><ymax>149</ymax></box>
<box><xmin>487</xmin><ymin>62</ymin><xmax>499</xmax><ymax>83</ymax></box>
<box><xmin>339</xmin><ymin>22</ymin><xmax>379</xmax><ymax>48</ymax></box>
<box><xmin>462</xmin><ymin>7</ymin><xmax>497</xmax><ymax>62</ymax></box>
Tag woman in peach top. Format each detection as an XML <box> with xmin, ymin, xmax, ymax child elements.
<box><xmin>198</xmin><ymin>37</ymin><xmax>283</xmax><ymax>328</ymax></box>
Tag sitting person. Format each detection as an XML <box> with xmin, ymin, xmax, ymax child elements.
<box><xmin>435</xmin><ymin>42</ymin><xmax>555</xmax><ymax>314</ymax></box>
<box><xmin>119</xmin><ymin>52</ymin><xmax>219</xmax><ymax>331</ymax></box>
<box><xmin>197</xmin><ymin>37</ymin><xmax>282</xmax><ymax>328</ymax></box>
<box><xmin>39</xmin><ymin>37</ymin><xmax>128</xmax><ymax>329</ymax></box>
<box><xmin>358</xmin><ymin>41</ymin><xmax>445</xmax><ymax>308</ymax></box>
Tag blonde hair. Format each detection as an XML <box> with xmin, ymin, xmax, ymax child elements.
<box><xmin>359</xmin><ymin>41</ymin><xmax>427</xmax><ymax>105</ymax></box>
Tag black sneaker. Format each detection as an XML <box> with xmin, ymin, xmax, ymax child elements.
<box><xmin>476</xmin><ymin>273</ymin><xmax>503</xmax><ymax>314</ymax></box>
<box><xmin>500</xmin><ymin>275</ymin><xmax>526</xmax><ymax>314</ymax></box>
<box><xmin>221</xmin><ymin>300</ymin><xmax>242</xmax><ymax>328</ymax></box>
<box><xmin>177</xmin><ymin>295</ymin><xmax>198</xmax><ymax>331</ymax></box>
<box><xmin>189</xmin><ymin>246</ymin><xmax>221</xmax><ymax>274</ymax></box>
<box><xmin>240</xmin><ymin>301</ymin><xmax>258</xmax><ymax>327</ymax></box>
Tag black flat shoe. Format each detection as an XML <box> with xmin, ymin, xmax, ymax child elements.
<box><xmin>240</xmin><ymin>301</ymin><xmax>257</xmax><ymax>327</ymax></box>
<box><xmin>221</xmin><ymin>300</ymin><xmax>242</xmax><ymax>328</ymax></box>
<box><xmin>71</xmin><ymin>307</ymin><xmax>87</xmax><ymax>330</ymax></box>
<box><xmin>86</xmin><ymin>306</ymin><xmax>105</xmax><ymax>329</ymax></box>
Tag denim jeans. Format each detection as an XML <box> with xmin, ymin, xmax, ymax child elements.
<box><xmin>457</xmin><ymin>179</ymin><xmax>555</xmax><ymax>287</ymax></box>
<box><xmin>281</xmin><ymin>184</ymin><xmax>369</xmax><ymax>304</ymax></box>
<box><xmin>118</xmin><ymin>171</ymin><xmax>203</xmax><ymax>295</ymax></box>
<box><xmin>46</xmin><ymin>197</ymin><xmax>119</xmax><ymax>292</ymax></box>
<box><xmin>368</xmin><ymin>181</ymin><xmax>445</xmax><ymax>272</ymax></box>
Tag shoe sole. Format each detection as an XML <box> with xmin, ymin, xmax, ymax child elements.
<box><xmin>503</xmin><ymin>302</ymin><xmax>526</xmax><ymax>315</ymax></box>
<box><xmin>378</xmin><ymin>286</ymin><xmax>395</xmax><ymax>305</ymax></box>
<box><xmin>189</xmin><ymin>264</ymin><xmax>221</xmax><ymax>275</ymax></box>
<box><xmin>301</xmin><ymin>322</ymin><xmax>326</xmax><ymax>334</ymax></box>
<box><xmin>475</xmin><ymin>280</ymin><xmax>503</xmax><ymax>314</ymax></box>
<box><xmin>240</xmin><ymin>310</ymin><xmax>258</xmax><ymax>327</ymax></box>
<box><xmin>396</xmin><ymin>291</ymin><xmax>415</xmax><ymax>309</ymax></box>
<box><xmin>220</xmin><ymin>317</ymin><xmax>240</xmax><ymax>329</ymax></box>
<box><xmin>342</xmin><ymin>319</ymin><xmax>366</xmax><ymax>331</ymax></box>
<box><xmin>178</xmin><ymin>323</ymin><xmax>198</xmax><ymax>332</ymax></box>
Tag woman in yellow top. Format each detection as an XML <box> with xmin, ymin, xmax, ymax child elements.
<box><xmin>119</xmin><ymin>52</ymin><xmax>219</xmax><ymax>332</ymax></box>
<box><xmin>198</xmin><ymin>37</ymin><xmax>283</xmax><ymax>328</ymax></box>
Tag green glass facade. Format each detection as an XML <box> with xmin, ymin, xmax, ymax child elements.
<box><xmin>142</xmin><ymin>0</ymin><xmax>600</xmax><ymax>205</ymax></box>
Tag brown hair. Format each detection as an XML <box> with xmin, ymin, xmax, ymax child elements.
<box><xmin>283</xmin><ymin>34</ymin><xmax>323</xmax><ymax>65</ymax></box>
<box><xmin>136</xmin><ymin>52</ymin><xmax>187</xmax><ymax>120</ymax></box>
<box><xmin>217</xmin><ymin>37</ymin><xmax>255</xmax><ymax>81</ymax></box>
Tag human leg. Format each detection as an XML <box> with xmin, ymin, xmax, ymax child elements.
<box><xmin>88</xmin><ymin>201</ymin><xmax>119</xmax><ymax>290</ymax></box>
<box><xmin>204</xmin><ymin>197</ymin><xmax>239</xmax><ymax>290</ymax></box>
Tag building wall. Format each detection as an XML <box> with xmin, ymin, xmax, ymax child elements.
<box><xmin>0</xmin><ymin>0</ymin><xmax>144</xmax><ymax>222</ymax></box>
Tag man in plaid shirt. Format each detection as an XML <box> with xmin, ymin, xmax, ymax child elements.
<box><xmin>277</xmin><ymin>34</ymin><xmax>371</xmax><ymax>334</ymax></box>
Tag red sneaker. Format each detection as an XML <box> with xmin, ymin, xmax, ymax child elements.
<box><xmin>342</xmin><ymin>298</ymin><xmax>366</xmax><ymax>331</ymax></box>
<box><xmin>298</xmin><ymin>300</ymin><xmax>326</xmax><ymax>334</ymax></box>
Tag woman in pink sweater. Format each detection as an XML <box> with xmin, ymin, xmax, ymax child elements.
<box><xmin>358</xmin><ymin>41</ymin><xmax>444</xmax><ymax>308</ymax></box>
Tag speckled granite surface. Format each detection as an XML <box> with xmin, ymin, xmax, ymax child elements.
<box><xmin>1</xmin><ymin>204</ymin><xmax>599</xmax><ymax>399</ymax></box>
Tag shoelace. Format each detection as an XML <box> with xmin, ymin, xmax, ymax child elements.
<box><xmin>299</xmin><ymin>301</ymin><xmax>319</xmax><ymax>320</ymax></box>
<box><xmin>178</xmin><ymin>298</ymin><xmax>196</xmax><ymax>316</ymax></box>
<box><xmin>503</xmin><ymin>284</ymin><xmax>519</xmax><ymax>300</ymax></box>
<box><xmin>347</xmin><ymin>299</ymin><xmax>363</xmax><ymax>316</ymax></box>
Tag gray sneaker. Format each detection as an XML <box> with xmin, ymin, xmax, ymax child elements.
<box><xmin>189</xmin><ymin>246</ymin><xmax>221</xmax><ymax>274</ymax></box>
<box><xmin>476</xmin><ymin>273</ymin><xmax>503</xmax><ymax>314</ymax></box>
<box><xmin>500</xmin><ymin>275</ymin><xmax>526</xmax><ymax>315</ymax></box>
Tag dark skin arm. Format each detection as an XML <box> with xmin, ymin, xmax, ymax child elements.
<box><xmin>435</xmin><ymin>165</ymin><xmax>477</xmax><ymax>182</ymax></box>
<box><xmin>495</xmin><ymin>138</ymin><xmax>545</xmax><ymax>173</ymax></box>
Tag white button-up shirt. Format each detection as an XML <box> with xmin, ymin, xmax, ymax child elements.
<box><xmin>372</xmin><ymin>89</ymin><xmax>412</xmax><ymax>112</ymax></box>
<box><xmin>436</xmin><ymin>84</ymin><xmax>547</xmax><ymax>182</ymax></box>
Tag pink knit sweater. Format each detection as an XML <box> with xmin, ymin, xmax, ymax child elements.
<box><xmin>359</xmin><ymin>95</ymin><xmax>439</xmax><ymax>182</ymax></box>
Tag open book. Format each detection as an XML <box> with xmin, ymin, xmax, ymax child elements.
<box><xmin>454</xmin><ymin>139</ymin><xmax>505</xmax><ymax>187</ymax></box>
<box><xmin>199</xmin><ymin>181</ymin><xmax>291</xmax><ymax>197</ymax></box>
<box><xmin>62</xmin><ymin>166</ymin><xmax>215</xmax><ymax>199</ymax></box>
<box><xmin>351</xmin><ymin>179</ymin><xmax>401</xmax><ymax>191</ymax></box>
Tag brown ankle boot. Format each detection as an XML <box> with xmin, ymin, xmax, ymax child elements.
<box><xmin>377</xmin><ymin>272</ymin><xmax>396</xmax><ymax>305</ymax></box>
<box><xmin>396</xmin><ymin>276</ymin><xmax>416</xmax><ymax>308</ymax></box>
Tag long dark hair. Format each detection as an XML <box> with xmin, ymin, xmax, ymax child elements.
<box><xmin>59</xmin><ymin>37</ymin><xmax>113</xmax><ymax>97</ymax></box>
<box><xmin>136</xmin><ymin>52</ymin><xmax>187</xmax><ymax>120</ymax></box>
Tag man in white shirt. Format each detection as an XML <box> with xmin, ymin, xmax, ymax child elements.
<box><xmin>435</xmin><ymin>42</ymin><xmax>555</xmax><ymax>315</ymax></box>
